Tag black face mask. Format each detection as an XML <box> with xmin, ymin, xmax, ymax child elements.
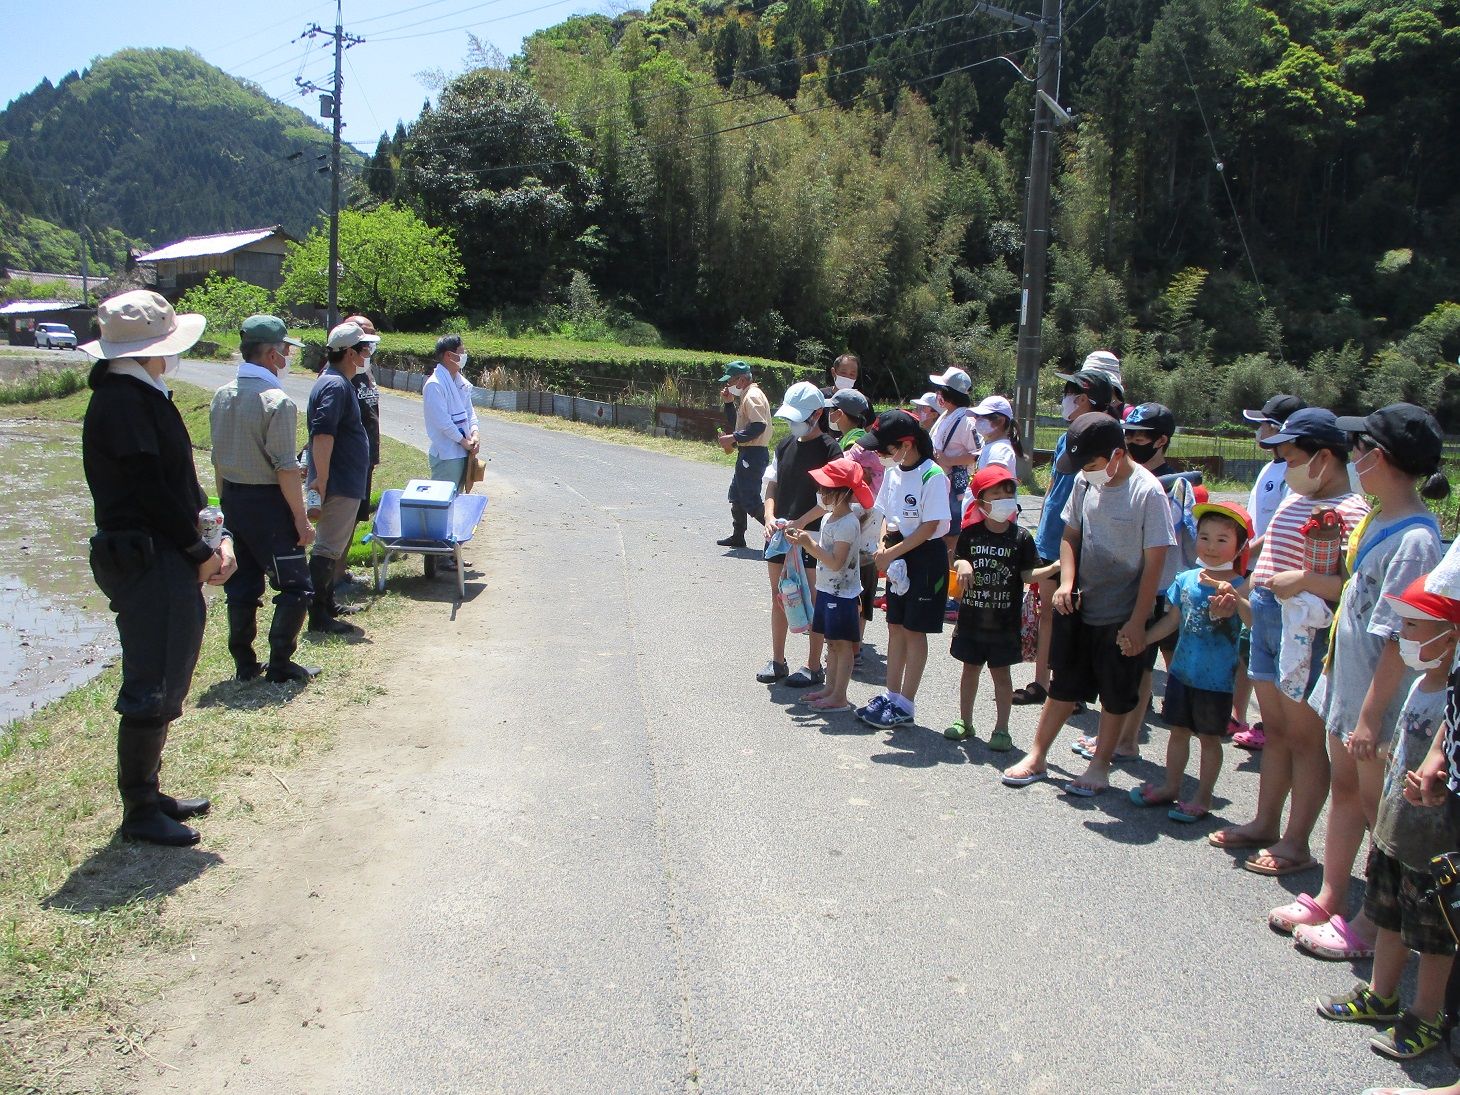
<box><xmin>1126</xmin><ymin>439</ymin><xmax>1157</xmax><ymax>464</ymax></box>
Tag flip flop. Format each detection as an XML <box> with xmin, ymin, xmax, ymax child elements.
<box><xmin>810</xmin><ymin>701</ymin><xmax>854</xmax><ymax>712</ymax></box>
<box><xmin>1243</xmin><ymin>850</ymin><xmax>1318</xmax><ymax>877</ymax></box>
<box><xmin>1128</xmin><ymin>785</ymin><xmax>1176</xmax><ymax>807</ymax></box>
<box><xmin>1168</xmin><ymin>803</ymin><xmax>1209</xmax><ymax>823</ymax></box>
<box><xmin>1294</xmin><ymin>915</ymin><xmax>1375</xmax><ymax>961</ymax></box>
<box><xmin>1001</xmin><ymin>769</ymin><xmax>1046</xmax><ymax>787</ymax></box>
<box><xmin>1269</xmin><ymin>893</ymin><xmax>1330</xmax><ymax>934</ymax></box>
<box><xmin>1064</xmin><ymin>782</ymin><xmax>1104</xmax><ymax>798</ymax></box>
<box><xmin>1207</xmin><ymin>829</ymin><xmax>1271</xmax><ymax>850</ymax></box>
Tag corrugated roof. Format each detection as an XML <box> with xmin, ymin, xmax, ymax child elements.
<box><xmin>4</xmin><ymin>269</ymin><xmax>92</xmax><ymax>289</ymax></box>
<box><xmin>0</xmin><ymin>300</ymin><xmax>90</xmax><ymax>315</ymax></box>
<box><xmin>135</xmin><ymin>226</ymin><xmax>288</xmax><ymax>263</ymax></box>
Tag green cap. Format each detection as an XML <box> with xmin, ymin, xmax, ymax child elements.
<box><xmin>240</xmin><ymin>314</ymin><xmax>304</xmax><ymax>347</ymax></box>
<box><xmin>717</xmin><ymin>360</ymin><xmax>751</xmax><ymax>383</ymax></box>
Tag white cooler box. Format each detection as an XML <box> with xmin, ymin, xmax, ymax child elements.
<box><xmin>400</xmin><ymin>479</ymin><xmax>456</xmax><ymax>539</ymax></box>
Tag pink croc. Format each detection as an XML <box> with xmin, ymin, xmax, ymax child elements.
<box><xmin>1233</xmin><ymin>723</ymin><xmax>1266</xmax><ymax>751</ymax></box>
<box><xmin>1268</xmin><ymin>893</ymin><xmax>1329</xmax><ymax>934</ymax></box>
<box><xmin>1294</xmin><ymin>915</ymin><xmax>1375</xmax><ymax>961</ymax></box>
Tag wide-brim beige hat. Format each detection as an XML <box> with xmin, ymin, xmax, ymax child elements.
<box><xmin>79</xmin><ymin>289</ymin><xmax>206</xmax><ymax>360</ymax></box>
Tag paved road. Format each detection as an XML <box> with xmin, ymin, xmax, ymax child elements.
<box><xmin>171</xmin><ymin>360</ymin><xmax>1430</xmax><ymax>1095</ymax></box>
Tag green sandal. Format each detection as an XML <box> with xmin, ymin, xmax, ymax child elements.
<box><xmin>1317</xmin><ymin>983</ymin><xmax>1401</xmax><ymax>1024</ymax></box>
<box><xmin>988</xmin><ymin>728</ymin><xmax>1013</xmax><ymax>752</ymax></box>
<box><xmin>1371</xmin><ymin>1011</ymin><xmax>1446</xmax><ymax>1060</ymax></box>
<box><xmin>944</xmin><ymin>719</ymin><xmax>975</xmax><ymax>741</ymax></box>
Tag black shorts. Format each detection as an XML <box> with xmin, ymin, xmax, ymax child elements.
<box><xmin>884</xmin><ymin>537</ymin><xmax>948</xmax><ymax>634</ymax></box>
<box><xmin>1162</xmin><ymin>676</ymin><xmax>1232</xmax><ymax>737</ymax></box>
<box><xmin>1048</xmin><ymin>610</ymin><xmax>1144</xmax><ymax>715</ymax></box>
<box><xmin>1142</xmin><ymin>595</ymin><xmax>1177</xmax><ymax>670</ymax></box>
<box><xmin>1363</xmin><ymin>845</ymin><xmax>1456</xmax><ymax>956</ymax></box>
<box><xmin>859</xmin><ymin>561</ymin><xmax>877</xmax><ymax>622</ymax></box>
<box><xmin>950</xmin><ymin>630</ymin><xmax>1022</xmax><ymax>668</ymax></box>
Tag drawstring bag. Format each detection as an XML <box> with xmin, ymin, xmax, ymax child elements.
<box><xmin>768</xmin><ymin>528</ymin><xmax>814</xmax><ymax>633</ymax></box>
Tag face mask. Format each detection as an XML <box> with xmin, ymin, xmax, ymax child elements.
<box><xmin>1399</xmin><ymin>632</ymin><xmax>1452</xmax><ymax>672</ymax></box>
<box><xmin>833</xmin><ymin>374</ymin><xmax>856</xmax><ymax>391</ymax></box>
<box><xmin>1126</xmin><ymin>439</ymin><xmax>1155</xmax><ymax>464</ymax></box>
<box><xmin>1061</xmin><ymin>394</ymin><xmax>1079</xmax><ymax>421</ymax></box>
<box><xmin>974</xmin><ymin>418</ymin><xmax>996</xmax><ymax>438</ymax></box>
<box><xmin>162</xmin><ymin>354</ymin><xmax>180</xmax><ymax>376</ymax></box>
<box><xmin>1081</xmin><ymin>464</ymin><xmax>1111</xmax><ymax>490</ymax></box>
<box><xmin>878</xmin><ymin>452</ymin><xmax>896</xmax><ymax>468</ymax></box>
<box><xmin>1197</xmin><ymin>554</ymin><xmax>1234</xmax><ymax>572</ymax></box>
<box><xmin>789</xmin><ymin>419</ymin><xmax>811</xmax><ymax>439</ymax></box>
<box><xmin>984</xmin><ymin>498</ymin><xmax>1018</xmax><ymax>523</ymax></box>
<box><xmin>1284</xmin><ymin>453</ymin><xmax>1325</xmax><ymax>495</ymax></box>
<box><xmin>275</xmin><ymin>349</ymin><xmax>291</xmax><ymax>376</ymax></box>
<box><xmin>726</xmin><ymin>384</ymin><xmax>745</xmax><ymax>400</ymax></box>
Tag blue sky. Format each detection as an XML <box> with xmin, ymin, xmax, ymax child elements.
<box><xmin>2</xmin><ymin>0</ymin><xmax>599</xmax><ymax>150</ymax></box>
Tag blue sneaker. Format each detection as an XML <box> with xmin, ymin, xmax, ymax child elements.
<box><xmin>856</xmin><ymin>694</ymin><xmax>889</xmax><ymax>724</ymax></box>
<box><xmin>869</xmin><ymin>702</ymin><xmax>913</xmax><ymax>729</ymax></box>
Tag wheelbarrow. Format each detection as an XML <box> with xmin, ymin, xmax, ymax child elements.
<box><xmin>364</xmin><ymin>488</ymin><xmax>489</xmax><ymax>600</ymax></box>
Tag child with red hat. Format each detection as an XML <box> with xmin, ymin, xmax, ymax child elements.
<box><xmin>1131</xmin><ymin>500</ymin><xmax>1254</xmax><ymax>822</ymax></box>
<box><xmin>1315</xmin><ymin>573</ymin><xmax>1460</xmax><ymax>1061</ymax></box>
<box><xmin>944</xmin><ymin>466</ymin><xmax>1053</xmax><ymax>749</ymax></box>
<box><xmin>787</xmin><ymin>457</ymin><xmax>875</xmax><ymax>713</ymax></box>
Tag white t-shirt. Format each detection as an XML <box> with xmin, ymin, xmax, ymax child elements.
<box><xmin>1247</xmin><ymin>459</ymin><xmax>1288</xmax><ymax>537</ymax></box>
<box><xmin>815</xmin><ymin>512</ymin><xmax>863</xmax><ymax>596</ymax></box>
<box><xmin>875</xmin><ymin>458</ymin><xmax>952</xmax><ymax>539</ymax></box>
<box><xmin>977</xmin><ymin>437</ymin><xmax>1017</xmax><ymax>473</ymax></box>
<box><xmin>932</xmin><ymin>408</ymin><xmax>977</xmax><ymax>460</ymax></box>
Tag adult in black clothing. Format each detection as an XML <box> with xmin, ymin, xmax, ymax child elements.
<box><xmin>345</xmin><ymin>314</ymin><xmax>382</xmax><ymax>521</ymax></box>
<box><xmin>80</xmin><ymin>291</ymin><xmax>236</xmax><ymax>847</ymax></box>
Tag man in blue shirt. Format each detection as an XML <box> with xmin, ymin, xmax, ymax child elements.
<box><xmin>306</xmin><ymin>321</ymin><xmax>376</xmax><ymax>633</ymax></box>
<box><xmin>1014</xmin><ymin>361</ymin><xmax>1116</xmax><ymax>705</ymax></box>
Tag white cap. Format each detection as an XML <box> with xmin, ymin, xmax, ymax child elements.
<box><xmin>972</xmin><ymin>394</ymin><xmax>1014</xmax><ymax>419</ymax></box>
<box><xmin>774</xmin><ymin>380</ymin><xmax>826</xmax><ymax>423</ymax></box>
<box><xmin>326</xmin><ymin>321</ymin><xmax>381</xmax><ymax>351</ymax></box>
<box><xmin>1081</xmin><ymin>350</ymin><xmax>1123</xmax><ymax>397</ymax></box>
<box><xmin>928</xmin><ymin>367</ymin><xmax>972</xmax><ymax>396</ymax></box>
<box><xmin>910</xmin><ymin>392</ymin><xmax>941</xmax><ymax>410</ymax></box>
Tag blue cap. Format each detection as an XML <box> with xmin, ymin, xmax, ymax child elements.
<box><xmin>1258</xmin><ymin>407</ymin><xmax>1349</xmax><ymax>450</ymax></box>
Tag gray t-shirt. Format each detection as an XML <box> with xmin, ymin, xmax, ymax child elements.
<box><xmin>815</xmin><ymin>512</ymin><xmax>863</xmax><ymax>598</ymax></box>
<box><xmin>1060</xmin><ymin>464</ymin><xmax>1178</xmax><ymax>626</ymax></box>
<box><xmin>1309</xmin><ymin>515</ymin><xmax>1442</xmax><ymax>743</ymax></box>
<box><xmin>1373</xmin><ymin>680</ymin><xmax>1450</xmax><ymax>871</ymax></box>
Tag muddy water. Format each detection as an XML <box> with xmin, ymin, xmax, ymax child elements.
<box><xmin>0</xmin><ymin>419</ymin><xmax>115</xmax><ymax>729</ymax></box>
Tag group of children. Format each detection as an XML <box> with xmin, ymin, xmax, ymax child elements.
<box><xmin>736</xmin><ymin>356</ymin><xmax>1460</xmax><ymax>1071</ymax></box>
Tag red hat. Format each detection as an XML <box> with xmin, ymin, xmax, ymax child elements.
<box><xmin>970</xmin><ymin>464</ymin><xmax>1017</xmax><ymax>498</ymax></box>
<box><xmin>810</xmin><ymin>457</ymin><xmax>875</xmax><ymax>510</ymax></box>
<box><xmin>1386</xmin><ymin>574</ymin><xmax>1460</xmax><ymax>625</ymax></box>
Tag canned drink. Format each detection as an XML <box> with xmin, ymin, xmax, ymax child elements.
<box><xmin>199</xmin><ymin>505</ymin><xmax>225</xmax><ymax>550</ymax></box>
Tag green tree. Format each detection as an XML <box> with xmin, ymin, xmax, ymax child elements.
<box><xmin>276</xmin><ymin>204</ymin><xmax>460</xmax><ymax>327</ymax></box>
<box><xmin>177</xmin><ymin>274</ymin><xmax>273</xmax><ymax>335</ymax></box>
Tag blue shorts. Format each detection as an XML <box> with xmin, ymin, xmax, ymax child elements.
<box><xmin>813</xmin><ymin>590</ymin><xmax>862</xmax><ymax>643</ymax></box>
<box><xmin>1247</xmin><ymin>586</ymin><xmax>1329</xmax><ymax>694</ymax></box>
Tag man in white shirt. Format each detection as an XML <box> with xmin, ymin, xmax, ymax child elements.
<box><xmin>422</xmin><ymin>334</ymin><xmax>480</xmax><ymax>491</ymax></box>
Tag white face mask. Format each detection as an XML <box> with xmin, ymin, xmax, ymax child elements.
<box><xmin>1061</xmin><ymin>394</ymin><xmax>1079</xmax><ymax>421</ymax></box>
<box><xmin>162</xmin><ymin>354</ymin><xmax>181</xmax><ymax>376</ymax></box>
<box><xmin>1399</xmin><ymin>632</ymin><xmax>1452</xmax><ymax>672</ymax></box>
<box><xmin>878</xmin><ymin>450</ymin><xmax>897</xmax><ymax>468</ymax></box>
<box><xmin>984</xmin><ymin>498</ymin><xmax>1018</xmax><ymax>523</ymax></box>
<box><xmin>789</xmin><ymin>419</ymin><xmax>811</xmax><ymax>439</ymax></box>
<box><xmin>833</xmin><ymin>374</ymin><xmax>856</xmax><ymax>390</ymax></box>
<box><xmin>974</xmin><ymin>417</ymin><xmax>996</xmax><ymax>438</ymax></box>
<box><xmin>1197</xmin><ymin>554</ymin><xmax>1234</xmax><ymax>572</ymax></box>
<box><xmin>1081</xmin><ymin>464</ymin><xmax>1112</xmax><ymax>490</ymax></box>
<box><xmin>726</xmin><ymin>384</ymin><xmax>745</xmax><ymax>400</ymax></box>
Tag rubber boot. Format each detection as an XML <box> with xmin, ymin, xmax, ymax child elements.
<box><xmin>265</xmin><ymin>598</ymin><xmax>321</xmax><ymax>682</ymax></box>
<box><xmin>327</xmin><ymin>550</ymin><xmax>362</xmax><ymax>615</ymax></box>
<box><xmin>307</xmin><ymin>555</ymin><xmax>354</xmax><ymax>634</ymax></box>
<box><xmin>227</xmin><ymin>599</ymin><xmax>263</xmax><ymax>681</ymax></box>
<box><xmin>717</xmin><ymin>504</ymin><xmax>749</xmax><ymax>548</ymax></box>
<box><xmin>117</xmin><ymin>716</ymin><xmax>200</xmax><ymax>846</ymax></box>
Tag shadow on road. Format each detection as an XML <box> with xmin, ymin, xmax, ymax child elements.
<box><xmin>43</xmin><ymin>840</ymin><xmax>223</xmax><ymax>914</ymax></box>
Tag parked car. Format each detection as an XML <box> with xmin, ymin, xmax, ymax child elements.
<box><xmin>34</xmin><ymin>323</ymin><xmax>78</xmax><ymax>350</ymax></box>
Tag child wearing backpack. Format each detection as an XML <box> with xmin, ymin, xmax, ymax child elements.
<box><xmin>1130</xmin><ymin>502</ymin><xmax>1253</xmax><ymax>822</ymax></box>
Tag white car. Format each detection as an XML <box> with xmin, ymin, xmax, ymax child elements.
<box><xmin>34</xmin><ymin>322</ymin><xmax>78</xmax><ymax>350</ymax></box>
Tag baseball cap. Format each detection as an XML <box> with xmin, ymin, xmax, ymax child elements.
<box><xmin>972</xmin><ymin>394</ymin><xmax>1014</xmax><ymax>419</ymax></box>
<box><xmin>1335</xmin><ymin>403</ymin><xmax>1443</xmax><ymax>471</ymax></box>
<box><xmin>1122</xmin><ymin>402</ymin><xmax>1175</xmax><ymax>438</ymax></box>
<box><xmin>774</xmin><ymin>380</ymin><xmax>826</xmax><ymax>424</ymax></box>
<box><xmin>1053</xmin><ymin>368</ymin><xmax>1114</xmax><ymax>409</ymax></box>
<box><xmin>717</xmin><ymin>360</ymin><xmax>752</xmax><ymax>383</ymax></box>
<box><xmin>1386</xmin><ymin>573</ymin><xmax>1460</xmax><ymax>625</ymax></box>
<box><xmin>971</xmin><ymin>464</ymin><xmax>1017</xmax><ymax>498</ymax></box>
<box><xmin>908</xmin><ymin>392</ymin><xmax>941</xmax><ymax>411</ymax></box>
<box><xmin>810</xmin><ymin>456</ymin><xmax>875</xmax><ymax>509</ymax></box>
<box><xmin>928</xmin><ymin>367</ymin><xmax>973</xmax><ymax>396</ymax></box>
<box><xmin>1242</xmin><ymin>394</ymin><xmax>1307</xmax><ymax>425</ymax></box>
<box><xmin>240</xmin><ymin>314</ymin><xmax>303</xmax><ymax>347</ymax></box>
<box><xmin>824</xmin><ymin>388</ymin><xmax>871</xmax><ymax>422</ymax></box>
<box><xmin>327</xmin><ymin>321</ymin><xmax>381</xmax><ymax>351</ymax></box>
<box><xmin>861</xmin><ymin>409</ymin><xmax>922</xmax><ymax>454</ymax></box>
<box><xmin>1055</xmin><ymin>412</ymin><xmax>1125</xmax><ymax>473</ymax></box>
<box><xmin>1258</xmin><ymin>407</ymin><xmax>1348</xmax><ymax>450</ymax></box>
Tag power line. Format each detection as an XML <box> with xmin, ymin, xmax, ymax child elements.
<box><xmin>354</xmin><ymin>0</ymin><xmax>514</xmax><ymax>39</ymax></box>
<box><xmin>367</xmin><ymin>0</ymin><xmax>604</xmax><ymax>42</ymax></box>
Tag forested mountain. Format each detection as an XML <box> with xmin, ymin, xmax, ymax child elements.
<box><xmin>0</xmin><ymin>48</ymin><xmax>361</xmax><ymax>274</ymax></box>
<box><xmin>370</xmin><ymin>0</ymin><xmax>1460</xmax><ymax>424</ymax></box>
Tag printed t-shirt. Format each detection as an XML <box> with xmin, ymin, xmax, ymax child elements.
<box><xmin>815</xmin><ymin>512</ymin><xmax>863</xmax><ymax>597</ymax></box>
<box><xmin>1374</xmin><ymin>681</ymin><xmax>1452</xmax><ymax>871</ymax></box>
<box><xmin>955</xmin><ymin>520</ymin><xmax>1037</xmax><ymax>634</ymax></box>
<box><xmin>1247</xmin><ymin>459</ymin><xmax>1288</xmax><ymax>538</ymax></box>
<box><xmin>1166</xmin><ymin>568</ymin><xmax>1246</xmax><ymax>693</ymax></box>
<box><xmin>1060</xmin><ymin>464</ymin><xmax>1177</xmax><ymax>627</ymax></box>
<box><xmin>875</xmin><ymin>458</ymin><xmax>951</xmax><ymax>539</ymax></box>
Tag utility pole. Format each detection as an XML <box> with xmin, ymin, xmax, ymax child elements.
<box><xmin>1011</xmin><ymin>0</ymin><xmax>1063</xmax><ymax>481</ymax></box>
<box><xmin>298</xmin><ymin>1</ymin><xmax>363</xmax><ymax>331</ymax></box>
<box><xmin>67</xmin><ymin>186</ymin><xmax>92</xmax><ymax>305</ymax></box>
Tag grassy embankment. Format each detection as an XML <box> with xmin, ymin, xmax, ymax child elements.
<box><xmin>0</xmin><ymin>379</ymin><xmax>427</xmax><ymax>1088</ymax></box>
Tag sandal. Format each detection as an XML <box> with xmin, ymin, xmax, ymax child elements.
<box><xmin>944</xmin><ymin>719</ymin><xmax>975</xmax><ymax>741</ymax></box>
<box><xmin>1244</xmin><ymin>850</ymin><xmax>1318</xmax><ymax>877</ymax></box>
<box><xmin>1168</xmin><ymin>802</ymin><xmax>1209</xmax><ymax>823</ymax></box>
<box><xmin>1232</xmin><ymin>723</ymin><xmax>1266</xmax><ymax>751</ymax></box>
<box><xmin>1128</xmin><ymin>784</ymin><xmax>1176</xmax><ymax>807</ymax></box>
<box><xmin>1294</xmin><ymin>915</ymin><xmax>1375</xmax><ymax>961</ymax></box>
<box><xmin>1269</xmin><ymin>893</ymin><xmax>1330</xmax><ymax>934</ymax></box>
<box><xmin>988</xmin><ymin>728</ymin><xmax>1013</xmax><ymax>752</ymax></box>
<box><xmin>1011</xmin><ymin>682</ymin><xmax>1048</xmax><ymax>706</ymax></box>
<box><xmin>1208</xmin><ymin>828</ymin><xmax>1272</xmax><ymax>850</ymax></box>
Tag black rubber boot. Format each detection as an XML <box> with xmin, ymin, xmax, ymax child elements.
<box><xmin>117</xmin><ymin>717</ymin><xmax>200</xmax><ymax>846</ymax></box>
<box><xmin>307</xmin><ymin>555</ymin><xmax>355</xmax><ymax>634</ymax></box>
<box><xmin>227</xmin><ymin>599</ymin><xmax>263</xmax><ymax>681</ymax></box>
<box><xmin>265</xmin><ymin>599</ymin><xmax>321</xmax><ymax>682</ymax></box>
<box><xmin>158</xmin><ymin>793</ymin><xmax>211</xmax><ymax>821</ymax></box>
<box><xmin>717</xmin><ymin>504</ymin><xmax>749</xmax><ymax>548</ymax></box>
